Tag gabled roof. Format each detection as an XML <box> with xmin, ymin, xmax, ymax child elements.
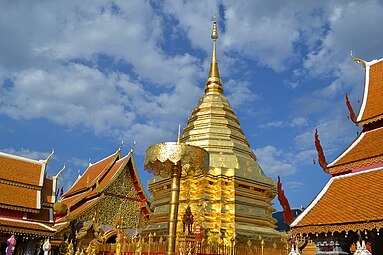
<box><xmin>55</xmin><ymin>196</ymin><xmax>101</xmax><ymax>224</ymax></box>
<box><xmin>0</xmin><ymin>151</ymin><xmax>59</xmax><ymax>236</ymax></box>
<box><xmin>327</xmin><ymin>126</ymin><xmax>383</xmax><ymax>175</ymax></box>
<box><xmin>0</xmin><ymin>151</ymin><xmax>57</xmax><ymax>213</ymax></box>
<box><xmin>356</xmin><ymin>57</ymin><xmax>383</xmax><ymax>126</ymax></box>
<box><xmin>291</xmin><ymin>167</ymin><xmax>383</xmax><ymax>234</ymax></box>
<box><xmin>63</xmin><ymin>150</ymin><xmax>121</xmax><ymax>197</ymax></box>
<box><xmin>55</xmin><ymin>150</ymin><xmax>150</xmax><ymax>226</ymax></box>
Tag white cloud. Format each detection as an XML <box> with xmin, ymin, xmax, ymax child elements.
<box><xmin>260</xmin><ymin>117</ymin><xmax>308</xmax><ymax>128</ymax></box>
<box><xmin>294</xmin><ymin>113</ymin><xmax>360</xmax><ymax>160</ymax></box>
<box><xmin>255</xmin><ymin>145</ymin><xmax>296</xmax><ymax>177</ymax></box>
<box><xmin>225</xmin><ymin>79</ymin><xmax>260</xmax><ymax>109</ymax></box>
<box><xmin>67</xmin><ymin>157</ymin><xmax>90</xmax><ymax>169</ymax></box>
<box><xmin>285</xmin><ymin>181</ymin><xmax>304</xmax><ymax>193</ymax></box>
<box><xmin>1</xmin><ymin>147</ymin><xmax>51</xmax><ymax>161</ymax></box>
<box><xmin>0</xmin><ymin>1</ymin><xmax>207</xmax><ymax>154</ymax></box>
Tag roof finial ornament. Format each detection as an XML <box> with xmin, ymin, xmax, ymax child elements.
<box><xmin>205</xmin><ymin>16</ymin><xmax>223</xmax><ymax>94</ymax></box>
<box><xmin>350</xmin><ymin>51</ymin><xmax>366</xmax><ymax>68</ymax></box>
<box><xmin>119</xmin><ymin>141</ymin><xmax>124</xmax><ymax>151</ymax></box>
<box><xmin>314</xmin><ymin>129</ymin><xmax>329</xmax><ymax>173</ymax></box>
<box><xmin>44</xmin><ymin>148</ymin><xmax>55</xmax><ymax>164</ymax></box>
<box><xmin>130</xmin><ymin>141</ymin><xmax>136</xmax><ymax>153</ymax></box>
<box><xmin>54</xmin><ymin>164</ymin><xmax>66</xmax><ymax>181</ymax></box>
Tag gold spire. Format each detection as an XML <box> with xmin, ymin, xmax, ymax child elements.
<box><xmin>205</xmin><ymin>16</ymin><xmax>223</xmax><ymax>94</ymax></box>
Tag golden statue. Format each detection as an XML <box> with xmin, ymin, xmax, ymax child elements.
<box><xmin>66</xmin><ymin>240</ymin><xmax>74</xmax><ymax>255</ymax></box>
<box><xmin>115</xmin><ymin>232</ymin><xmax>122</xmax><ymax>255</ymax></box>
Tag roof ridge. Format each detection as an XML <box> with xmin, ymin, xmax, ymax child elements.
<box><xmin>91</xmin><ymin>153</ymin><xmax>132</xmax><ymax>195</ymax></box>
<box><xmin>63</xmin><ymin>150</ymin><xmax>121</xmax><ymax>197</ymax></box>
<box><xmin>0</xmin><ymin>151</ymin><xmax>44</xmax><ymax>165</ymax></box>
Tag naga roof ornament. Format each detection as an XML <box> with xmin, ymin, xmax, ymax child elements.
<box><xmin>314</xmin><ymin>129</ymin><xmax>329</xmax><ymax>173</ymax></box>
<box><xmin>345</xmin><ymin>92</ymin><xmax>357</xmax><ymax>124</ymax></box>
<box><xmin>350</xmin><ymin>51</ymin><xmax>366</xmax><ymax>68</ymax></box>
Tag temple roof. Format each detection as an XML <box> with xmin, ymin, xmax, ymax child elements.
<box><xmin>0</xmin><ymin>152</ymin><xmax>46</xmax><ymax>187</ymax></box>
<box><xmin>55</xmin><ymin>150</ymin><xmax>150</xmax><ymax>225</ymax></box>
<box><xmin>55</xmin><ymin>197</ymin><xmax>101</xmax><ymax>224</ymax></box>
<box><xmin>291</xmin><ymin>167</ymin><xmax>383</xmax><ymax>234</ymax></box>
<box><xmin>327</xmin><ymin>126</ymin><xmax>383</xmax><ymax>175</ymax></box>
<box><xmin>316</xmin><ymin>56</ymin><xmax>383</xmax><ymax>176</ymax></box>
<box><xmin>0</xmin><ymin>183</ymin><xmax>40</xmax><ymax>211</ymax></box>
<box><xmin>356</xmin><ymin>57</ymin><xmax>383</xmax><ymax>126</ymax></box>
<box><xmin>0</xmin><ymin>151</ymin><xmax>57</xmax><ymax>213</ymax></box>
<box><xmin>0</xmin><ymin>217</ymin><xmax>56</xmax><ymax>236</ymax></box>
<box><xmin>63</xmin><ymin>150</ymin><xmax>121</xmax><ymax>197</ymax></box>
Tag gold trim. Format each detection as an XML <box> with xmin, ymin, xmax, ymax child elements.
<box><xmin>357</xmin><ymin>114</ymin><xmax>383</xmax><ymax>126</ymax></box>
<box><xmin>0</xmin><ymin>225</ymin><xmax>55</xmax><ymax>236</ymax></box>
<box><xmin>292</xmin><ymin>220</ymin><xmax>383</xmax><ymax>235</ymax></box>
<box><xmin>0</xmin><ymin>204</ymin><xmax>39</xmax><ymax>213</ymax></box>
<box><xmin>0</xmin><ymin>179</ymin><xmax>41</xmax><ymax>190</ymax></box>
<box><xmin>67</xmin><ymin>196</ymin><xmax>103</xmax><ymax>222</ymax></box>
<box><xmin>329</xmin><ymin>154</ymin><xmax>383</xmax><ymax>174</ymax></box>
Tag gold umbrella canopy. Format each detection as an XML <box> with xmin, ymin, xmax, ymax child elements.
<box><xmin>144</xmin><ymin>142</ymin><xmax>209</xmax><ymax>178</ymax></box>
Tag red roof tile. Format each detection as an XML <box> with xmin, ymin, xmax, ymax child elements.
<box><xmin>291</xmin><ymin>168</ymin><xmax>383</xmax><ymax>234</ymax></box>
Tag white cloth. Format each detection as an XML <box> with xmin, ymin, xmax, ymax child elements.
<box><xmin>42</xmin><ymin>239</ymin><xmax>51</xmax><ymax>255</ymax></box>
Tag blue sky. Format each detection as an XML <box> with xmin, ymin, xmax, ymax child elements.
<box><xmin>1</xmin><ymin>1</ymin><xmax>382</xmax><ymax>211</ymax></box>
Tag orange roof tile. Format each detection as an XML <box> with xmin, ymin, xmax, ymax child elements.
<box><xmin>0</xmin><ymin>152</ymin><xmax>45</xmax><ymax>187</ymax></box>
<box><xmin>60</xmin><ymin>192</ymin><xmax>86</xmax><ymax>207</ymax></box>
<box><xmin>0</xmin><ymin>183</ymin><xmax>39</xmax><ymax>211</ymax></box>
<box><xmin>41</xmin><ymin>178</ymin><xmax>54</xmax><ymax>204</ymax></box>
<box><xmin>55</xmin><ymin>197</ymin><xmax>101</xmax><ymax>224</ymax></box>
<box><xmin>327</xmin><ymin>126</ymin><xmax>383</xmax><ymax>174</ymax></box>
<box><xmin>87</xmin><ymin>155</ymin><xmax>128</xmax><ymax>197</ymax></box>
<box><xmin>63</xmin><ymin>151</ymin><xmax>120</xmax><ymax>197</ymax></box>
<box><xmin>0</xmin><ymin>217</ymin><xmax>55</xmax><ymax>235</ymax></box>
<box><xmin>357</xmin><ymin>59</ymin><xmax>383</xmax><ymax>126</ymax></box>
<box><xmin>291</xmin><ymin>168</ymin><xmax>383</xmax><ymax>234</ymax></box>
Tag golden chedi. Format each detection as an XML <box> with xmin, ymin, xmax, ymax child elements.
<box><xmin>146</xmin><ymin>17</ymin><xmax>280</xmax><ymax>245</ymax></box>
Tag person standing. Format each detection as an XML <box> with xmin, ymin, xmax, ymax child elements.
<box><xmin>6</xmin><ymin>235</ymin><xmax>16</xmax><ymax>255</ymax></box>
